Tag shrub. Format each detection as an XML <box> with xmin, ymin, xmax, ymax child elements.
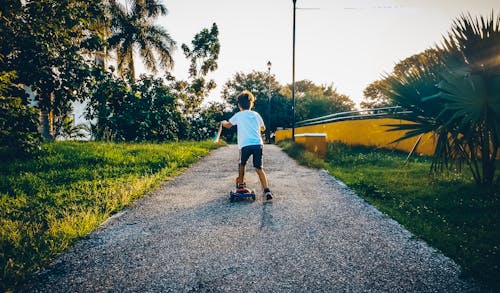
<box><xmin>0</xmin><ymin>70</ymin><xmax>40</xmax><ymax>156</ymax></box>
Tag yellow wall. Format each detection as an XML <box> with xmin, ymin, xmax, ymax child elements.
<box><xmin>275</xmin><ymin>118</ymin><xmax>436</xmax><ymax>156</ymax></box>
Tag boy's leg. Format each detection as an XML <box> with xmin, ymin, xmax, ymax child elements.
<box><xmin>256</xmin><ymin>167</ymin><xmax>272</xmax><ymax>200</ymax></box>
<box><xmin>251</xmin><ymin>145</ymin><xmax>267</xmax><ymax>188</ymax></box>
<box><xmin>237</xmin><ymin>146</ymin><xmax>252</xmax><ymax>186</ymax></box>
<box><xmin>255</xmin><ymin>168</ymin><xmax>269</xmax><ymax>189</ymax></box>
<box><xmin>252</xmin><ymin>145</ymin><xmax>272</xmax><ymax>199</ymax></box>
<box><xmin>237</xmin><ymin>164</ymin><xmax>245</xmax><ymax>185</ymax></box>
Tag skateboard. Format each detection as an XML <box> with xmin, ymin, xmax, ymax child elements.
<box><xmin>229</xmin><ymin>188</ymin><xmax>256</xmax><ymax>202</ymax></box>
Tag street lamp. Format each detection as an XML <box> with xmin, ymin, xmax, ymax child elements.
<box><xmin>267</xmin><ymin>60</ymin><xmax>272</xmax><ymax>144</ymax></box>
<box><xmin>292</xmin><ymin>0</ymin><xmax>296</xmax><ymax>141</ymax></box>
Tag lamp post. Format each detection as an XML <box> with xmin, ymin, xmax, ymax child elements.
<box><xmin>292</xmin><ymin>0</ymin><xmax>296</xmax><ymax>141</ymax></box>
<box><xmin>267</xmin><ymin>60</ymin><xmax>272</xmax><ymax>144</ymax></box>
<box><xmin>290</xmin><ymin>1</ymin><xmax>318</xmax><ymax>142</ymax></box>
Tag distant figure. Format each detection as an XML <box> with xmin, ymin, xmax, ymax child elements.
<box><xmin>221</xmin><ymin>90</ymin><xmax>273</xmax><ymax>200</ymax></box>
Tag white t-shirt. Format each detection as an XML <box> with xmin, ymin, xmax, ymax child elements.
<box><xmin>229</xmin><ymin>110</ymin><xmax>265</xmax><ymax>149</ymax></box>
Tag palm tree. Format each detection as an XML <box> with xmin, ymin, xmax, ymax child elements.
<box><xmin>383</xmin><ymin>57</ymin><xmax>453</xmax><ymax>171</ymax></box>
<box><xmin>56</xmin><ymin>115</ymin><xmax>90</xmax><ymax>140</ymax></box>
<box><xmin>107</xmin><ymin>0</ymin><xmax>176</xmax><ymax>79</ymax></box>
<box><xmin>87</xmin><ymin>17</ymin><xmax>112</xmax><ymax>69</ymax></box>
<box><xmin>434</xmin><ymin>12</ymin><xmax>500</xmax><ymax>185</ymax></box>
<box><xmin>385</xmin><ymin>11</ymin><xmax>500</xmax><ymax>185</ymax></box>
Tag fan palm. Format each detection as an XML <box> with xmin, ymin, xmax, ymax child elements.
<box><xmin>385</xmin><ymin>11</ymin><xmax>500</xmax><ymax>185</ymax></box>
<box><xmin>107</xmin><ymin>0</ymin><xmax>175</xmax><ymax>79</ymax></box>
<box><xmin>383</xmin><ymin>55</ymin><xmax>456</xmax><ymax>171</ymax></box>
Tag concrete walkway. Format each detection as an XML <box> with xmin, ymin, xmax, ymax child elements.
<box><xmin>25</xmin><ymin>145</ymin><xmax>476</xmax><ymax>292</ymax></box>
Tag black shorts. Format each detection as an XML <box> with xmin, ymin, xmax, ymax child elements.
<box><xmin>239</xmin><ymin>144</ymin><xmax>263</xmax><ymax>168</ymax></box>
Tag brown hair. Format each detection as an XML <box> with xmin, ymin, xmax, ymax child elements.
<box><xmin>237</xmin><ymin>90</ymin><xmax>255</xmax><ymax>110</ymax></box>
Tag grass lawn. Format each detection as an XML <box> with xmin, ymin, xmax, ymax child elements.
<box><xmin>279</xmin><ymin>140</ymin><xmax>500</xmax><ymax>291</ymax></box>
<box><xmin>0</xmin><ymin>140</ymin><xmax>221</xmax><ymax>291</ymax></box>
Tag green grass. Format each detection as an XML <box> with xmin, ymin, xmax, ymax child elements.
<box><xmin>279</xmin><ymin>140</ymin><xmax>500</xmax><ymax>291</ymax></box>
<box><xmin>0</xmin><ymin>140</ymin><xmax>221</xmax><ymax>291</ymax></box>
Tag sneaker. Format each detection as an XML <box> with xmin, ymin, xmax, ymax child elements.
<box><xmin>264</xmin><ymin>189</ymin><xmax>273</xmax><ymax>200</ymax></box>
<box><xmin>236</xmin><ymin>183</ymin><xmax>250</xmax><ymax>193</ymax></box>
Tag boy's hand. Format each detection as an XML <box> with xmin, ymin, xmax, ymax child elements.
<box><xmin>221</xmin><ymin>120</ymin><xmax>233</xmax><ymax>128</ymax></box>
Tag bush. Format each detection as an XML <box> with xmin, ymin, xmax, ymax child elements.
<box><xmin>86</xmin><ymin>72</ymin><xmax>183</xmax><ymax>142</ymax></box>
<box><xmin>0</xmin><ymin>71</ymin><xmax>40</xmax><ymax>156</ymax></box>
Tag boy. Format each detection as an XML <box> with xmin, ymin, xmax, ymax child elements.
<box><xmin>221</xmin><ymin>90</ymin><xmax>273</xmax><ymax>200</ymax></box>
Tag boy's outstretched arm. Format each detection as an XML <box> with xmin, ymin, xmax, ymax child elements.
<box><xmin>221</xmin><ymin>120</ymin><xmax>233</xmax><ymax>129</ymax></box>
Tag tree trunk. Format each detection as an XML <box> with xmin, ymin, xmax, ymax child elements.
<box><xmin>129</xmin><ymin>49</ymin><xmax>135</xmax><ymax>80</ymax></box>
<box><xmin>39</xmin><ymin>110</ymin><xmax>54</xmax><ymax>141</ymax></box>
<box><xmin>39</xmin><ymin>93</ymin><xmax>55</xmax><ymax>141</ymax></box>
<box><xmin>95</xmin><ymin>46</ymin><xmax>107</xmax><ymax>69</ymax></box>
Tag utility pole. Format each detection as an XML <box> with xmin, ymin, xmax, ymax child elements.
<box><xmin>267</xmin><ymin>61</ymin><xmax>272</xmax><ymax>144</ymax></box>
<box><xmin>292</xmin><ymin>0</ymin><xmax>296</xmax><ymax>141</ymax></box>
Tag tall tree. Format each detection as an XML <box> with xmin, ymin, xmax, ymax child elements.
<box><xmin>284</xmin><ymin>80</ymin><xmax>355</xmax><ymax>121</ymax></box>
<box><xmin>361</xmin><ymin>79</ymin><xmax>394</xmax><ymax>109</ymax></box>
<box><xmin>392</xmin><ymin>49</ymin><xmax>442</xmax><ymax>77</ymax></box>
<box><xmin>175</xmin><ymin>23</ymin><xmax>220</xmax><ymax>114</ymax></box>
<box><xmin>1</xmin><ymin>0</ymin><xmax>101</xmax><ymax>140</ymax></box>
<box><xmin>221</xmin><ymin>70</ymin><xmax>289</xmax><ymax>131</ymax></box>
<box><xmin>107</xmin><ymin>0</ymin><xmax>176</xmax><ymax>79</ymax></box>
<box><xmin>361</xmin><ymin>49</ymin><xmax>442</xmax><ymax>109</ymax></box>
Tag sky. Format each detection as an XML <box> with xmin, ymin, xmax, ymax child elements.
<box><xmin>138</xmin><ymin>0</ymin><xmax>498</xmax><ymax>109</ymax></box>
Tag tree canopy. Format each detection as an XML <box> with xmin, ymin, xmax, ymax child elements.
<box><xmin>361</xmin><ymin>49</ymin><xmax>442</xmax><ymax>109</ymax></box>
<box><xmin>222</xmin><ymin>71</ymin><xmax>290</xmax><ymax>132</ymax></box>
<box><xmin>284</xmin><ymin>80</ymin><xmax>355</xmax><ymax>121</ymax></box>
<box><xmin>222</xmin><ymin>73</ymin><xmax>355</xmax><ymax>131</ymax></box>
<box><xmin>176</xmin><ymin>23</ymin><xmax>220</xmax><ymax>114</ymax></box>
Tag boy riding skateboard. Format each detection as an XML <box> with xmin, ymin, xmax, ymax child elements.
<box><xmin>221</xmin><ymin>90</ymin><xmax>273</xmax><ymax>200</ymax></box>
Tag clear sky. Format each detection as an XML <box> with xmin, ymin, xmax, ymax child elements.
<box><xmin>147</xmin><ymin>0</ymin><xmax>498</xmax><ymax>108</ymax></box>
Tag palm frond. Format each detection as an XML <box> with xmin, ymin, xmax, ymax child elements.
<box><xmin>138</xmin><ymin>37</ymin><xmax>157</xmax><ymax>74</ymax></box>
<box><xmin>107</xmin><ymin>0</ymin><xmax>175</xmax><ymax>80</ymax></box>
<box><xmin>132</xmin><ymin>0</ymin><xmax>167</xmax><ymax>18</ymax></box>
<box><xmin>144</xmin><ymin>25</ymin><xmax>175</xmax><ymax>70</ymax></box>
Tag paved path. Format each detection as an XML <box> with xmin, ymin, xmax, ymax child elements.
<box><xmin>25</xmin><ymin>145</ymin><xmax>476</xmax><ymax>292</ymax></box>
